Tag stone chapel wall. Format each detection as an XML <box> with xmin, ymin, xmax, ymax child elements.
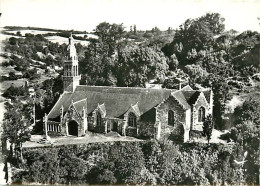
<box><xmin>156</xmin><ymin>97</ymin><xmax>186</xmax><ymax>141</ymax></box>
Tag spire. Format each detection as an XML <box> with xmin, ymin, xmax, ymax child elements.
<box><xmin>69</xmin><ymin>32</ymin><xmax>73</xmax><ymax>45</ymax></box>
<box><xmin>67</xmin><ymin>33</ymin><xmax>77</xmax><ymax>59</ymax></box>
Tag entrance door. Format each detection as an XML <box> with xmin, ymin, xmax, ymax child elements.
<box><xmin>112</xmin><ymin>121</ymin><xmax>118</xmax><ymax>132</ymax></box>
<box><xmin>68</xmin><ymin>120</ymin><xmax>78</xmax><ymax>136</ymax></box>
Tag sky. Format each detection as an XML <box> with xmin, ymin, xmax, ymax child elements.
<box><xmin>0</xmin><ymin>0</ymin><xmax>260</xmax><ymax>33</ymax></box>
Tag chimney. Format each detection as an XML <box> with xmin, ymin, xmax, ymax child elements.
<box><xmin>179</xmin><ymin>82</ymin><xmax>182</xmax><ymax>90</ymax></box>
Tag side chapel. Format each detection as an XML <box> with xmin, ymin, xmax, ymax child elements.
<box><xmin>44</xmin><ymin>35</ymin><xmax>213</xmax><ymax>142</ymax></box>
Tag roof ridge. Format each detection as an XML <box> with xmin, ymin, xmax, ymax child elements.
<box><xmin>73</xmin><ymin>98</ymin><xmax>87</xmax><ymax>104</ymax></box>
<box><xmin>76</xmin><ymin>85</ymin><xmax>176</xmax><ymax>91</ymax></box>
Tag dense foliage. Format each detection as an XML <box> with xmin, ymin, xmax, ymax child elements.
<box><xmin>14</xmin><ymin>141</ymin><xmax>253</xmax><ymax>185</ymax></box>
<box><xmin>81</xmin><ymin>22</ymin><xmax>169</xmax><ymax>87</ymax></box>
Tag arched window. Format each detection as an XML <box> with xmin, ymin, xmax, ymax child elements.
<box><xmin>128</xmin><ymin>112</ymin><xmax>137</xmax><ymax>127</ymax></box>
<box><xmin>96</xmin><ymin>112</ymin><xmax>102</xmax><ymax>126</ymax></box>
<box><xmin>198</xmin><ymin>107</ymin><xmax>205</xmax><ymax>122</ymax></box>
<box><xmin>168</xmin><ymin>110</ymin><xmax>174</xmax><ymax>126</ymax></box>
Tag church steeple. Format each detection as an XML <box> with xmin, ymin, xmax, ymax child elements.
<box><xmin>63</xmin><ymin>33</ymin><xmax>81</xmax><ymax>92</ymax></box>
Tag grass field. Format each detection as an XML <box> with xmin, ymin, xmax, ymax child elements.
<box><xmin>4</xmin><ymin>30</ymin><xmax>57</xmax><ymax>36</ymax></box>
<box><xmin>45</xmin><ymin>35</ymin><xmax>89</xmax><ymax>46</ymax></box>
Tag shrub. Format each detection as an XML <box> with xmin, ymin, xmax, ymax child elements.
<box><xmin>2</xmin><ymin>85</ymin><xmax>28</xmax><ymax>99</ymax></box>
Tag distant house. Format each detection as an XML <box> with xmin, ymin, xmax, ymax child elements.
<box><xmin>44</xmin><ymin>35</ymin><xmax>213</xmax><ymax>142</ymax></box>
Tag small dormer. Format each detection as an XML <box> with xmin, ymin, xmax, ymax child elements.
<box><xmin>124</xmin><ymin>102</ymin><xmax>141</xmax><ymax>128</ymax></box>
<box><xmin>97</xmin><ymin>103</ymin><xmax>106</xmax><ymax>117</ymax></box>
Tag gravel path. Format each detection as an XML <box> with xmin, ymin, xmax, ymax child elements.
<box><xmin>23</xmin><ymin>132</ymin><xmax>142</xmax><ymax>148</ymax></box>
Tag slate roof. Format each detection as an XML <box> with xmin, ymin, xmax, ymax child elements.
<box><xmin>73</xmin><ymin>99</ymin><xmax>87</xmax><ymax>116</ymax></box>
<box><xmin>202</xmin><ymin>90</ymin><xmax>211</xmax><ymax>103</ymax></box>
<box><xmin>48</xmin><ymin>86</ymin><xmax>174</xmax><ymax>119</ymax></box>
<box><xmin>171</xmin><ymin>91</ymin><xmax>191</xmax><ymax>110</ymax></box>
<box><xmin>47</xmin><ymin>92</ymin><xmax>73</xmax><ymax>119</ymax></box>
<box><xmin>47</xmin><ymin>85</ymin><xmax>211</xmax><ymax>120</ymax></box>
<box><xmin>182</xmin><ymin>90</ymin><xmax>211</xmax><ymax>105</ymax></box>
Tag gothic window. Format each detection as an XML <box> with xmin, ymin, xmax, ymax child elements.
<box><xmin>198</xmin><ymin>107</ymin><xmax>205</xmax><ymax>122</ymax></box>
<box><xmin>168</xmin><ymin>110</ymin><xmax>174</xmax><ymax>126</ymax></box>
<box><xmin>96</xmin><ymin>112</ymin><xmax>102</xmax><ymax>126</ymax></box>
<box><xmin>65</xmin><ymin>65</ymin><xmax>68</xmax><ymax>76</ymax></box>
<box><xmin>69</xmin><ymin>65</ymin><xmax>71</xmax><ymax>76</ymax></box>
<box><xmin>128</xmin><ymin>112</ymin><xmax>137</xmax><ymax>127</ymax></box>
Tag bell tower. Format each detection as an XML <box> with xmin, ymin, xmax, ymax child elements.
<box><xmin>63</xmin><ymin>34</ymin><xmax>81</xmax><ymax>92</ymax></box>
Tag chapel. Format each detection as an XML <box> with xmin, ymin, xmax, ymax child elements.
<box><xmin>44</xmin><ymin>35</ymin><xmax>213</xmax><ymax>142</ymax></box>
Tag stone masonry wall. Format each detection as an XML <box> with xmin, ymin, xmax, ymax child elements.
<box><xmin>192</xmin><ymin>93</ymin><xmax>210</xmax><ymax>131</ymax></box>
<box><xmin>156</xmin><ymin>96</ymin><xmax>186</xmax><ymax>141</ymax></box>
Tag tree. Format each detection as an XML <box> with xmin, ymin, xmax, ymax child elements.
<box><xmin>94</xmin><ymin>22</ymin><xmax>126</xmax><ymax>56</ymax></box>
<box><xmin>231</xmin><ymin>88</ymin><xmax>260</xmax><ymax>184</ymax></box>
<box><xmin>2</xmin><ymin>101</ymin><xmax>32</xmax><ymax>160</ymax></box>
<box><xmin>2</xmin><ymin>84</ymin><xmax>28</xmax><ymax>99</ymax></box>
<box><xmin>116</xmin><ymin>46</ymin><xmax>168</xmax><ymax>87</ymax></box>
<box><xmin>168</xmin><ymin>54</ymin><xmax>179</xmax><ymax>71</ymax></box>
<box><xmin>185</xmin><ymin>64</ymin><xmax>209</xmax><ymax>85</ymax></box>
<box><xmin>112</xmin><ymin>143</ymin><xmax>148</xmax><ymax>184</ymax></box>
<box><xmin>8</xmin><ymin>71</ymin><xmax>18</xmax><ymax>80</ymax></box>
<box><xmin>234</xmin><ymin>95</ymin><xmax>260</xmax><ymax>127</ymax></box>
<box><xmin>203</xmin><ymin>115</ymin><xmax>214</xmax><ymax>143</ymax></box>
<box><xmin>16</xmin><ymin>31</ymin><xmax>22</xmax><ymax>36</ymax></box>
<box><xmin>133</xmin><ymin>24</ymin><xmax>137</xmax><ymax>34</ymax></box>
<box><xmin>40</xmin><ymin>76</ymin><xmax>63</xmax><ymax>113</ymax></box>
<box><xmin>81</xmin><ymin>22</ymin><xmax>126</xmax><ymax>86</ymax></box>
<box><xmin>167</xmin><ymin>27</ymin><xmax>173</xmax><ymax>34</ymax></box>
<box><xmin>23</xmin><ymin>68</ymin><xmax>41</xmax><ymax>80</ymax></box>
<box><xmin>162</xmin><ymin>13</ymin><xmax>225</xmax><ymax>66</ymax></box>
<box><xmin>9</xmin><ymin>37</ymin><xmax>17</xmax><ymax>45</ymax></box>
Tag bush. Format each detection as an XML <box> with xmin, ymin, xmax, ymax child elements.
<box><xmin>230</xmin><ymin>127</ymin><xmax>238</xmax><ymax>142</ymax></box>
<box><xmin>2</xmin><ymin>85</ymin><xmax>28</xmax><ymax>99</ymax></box>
